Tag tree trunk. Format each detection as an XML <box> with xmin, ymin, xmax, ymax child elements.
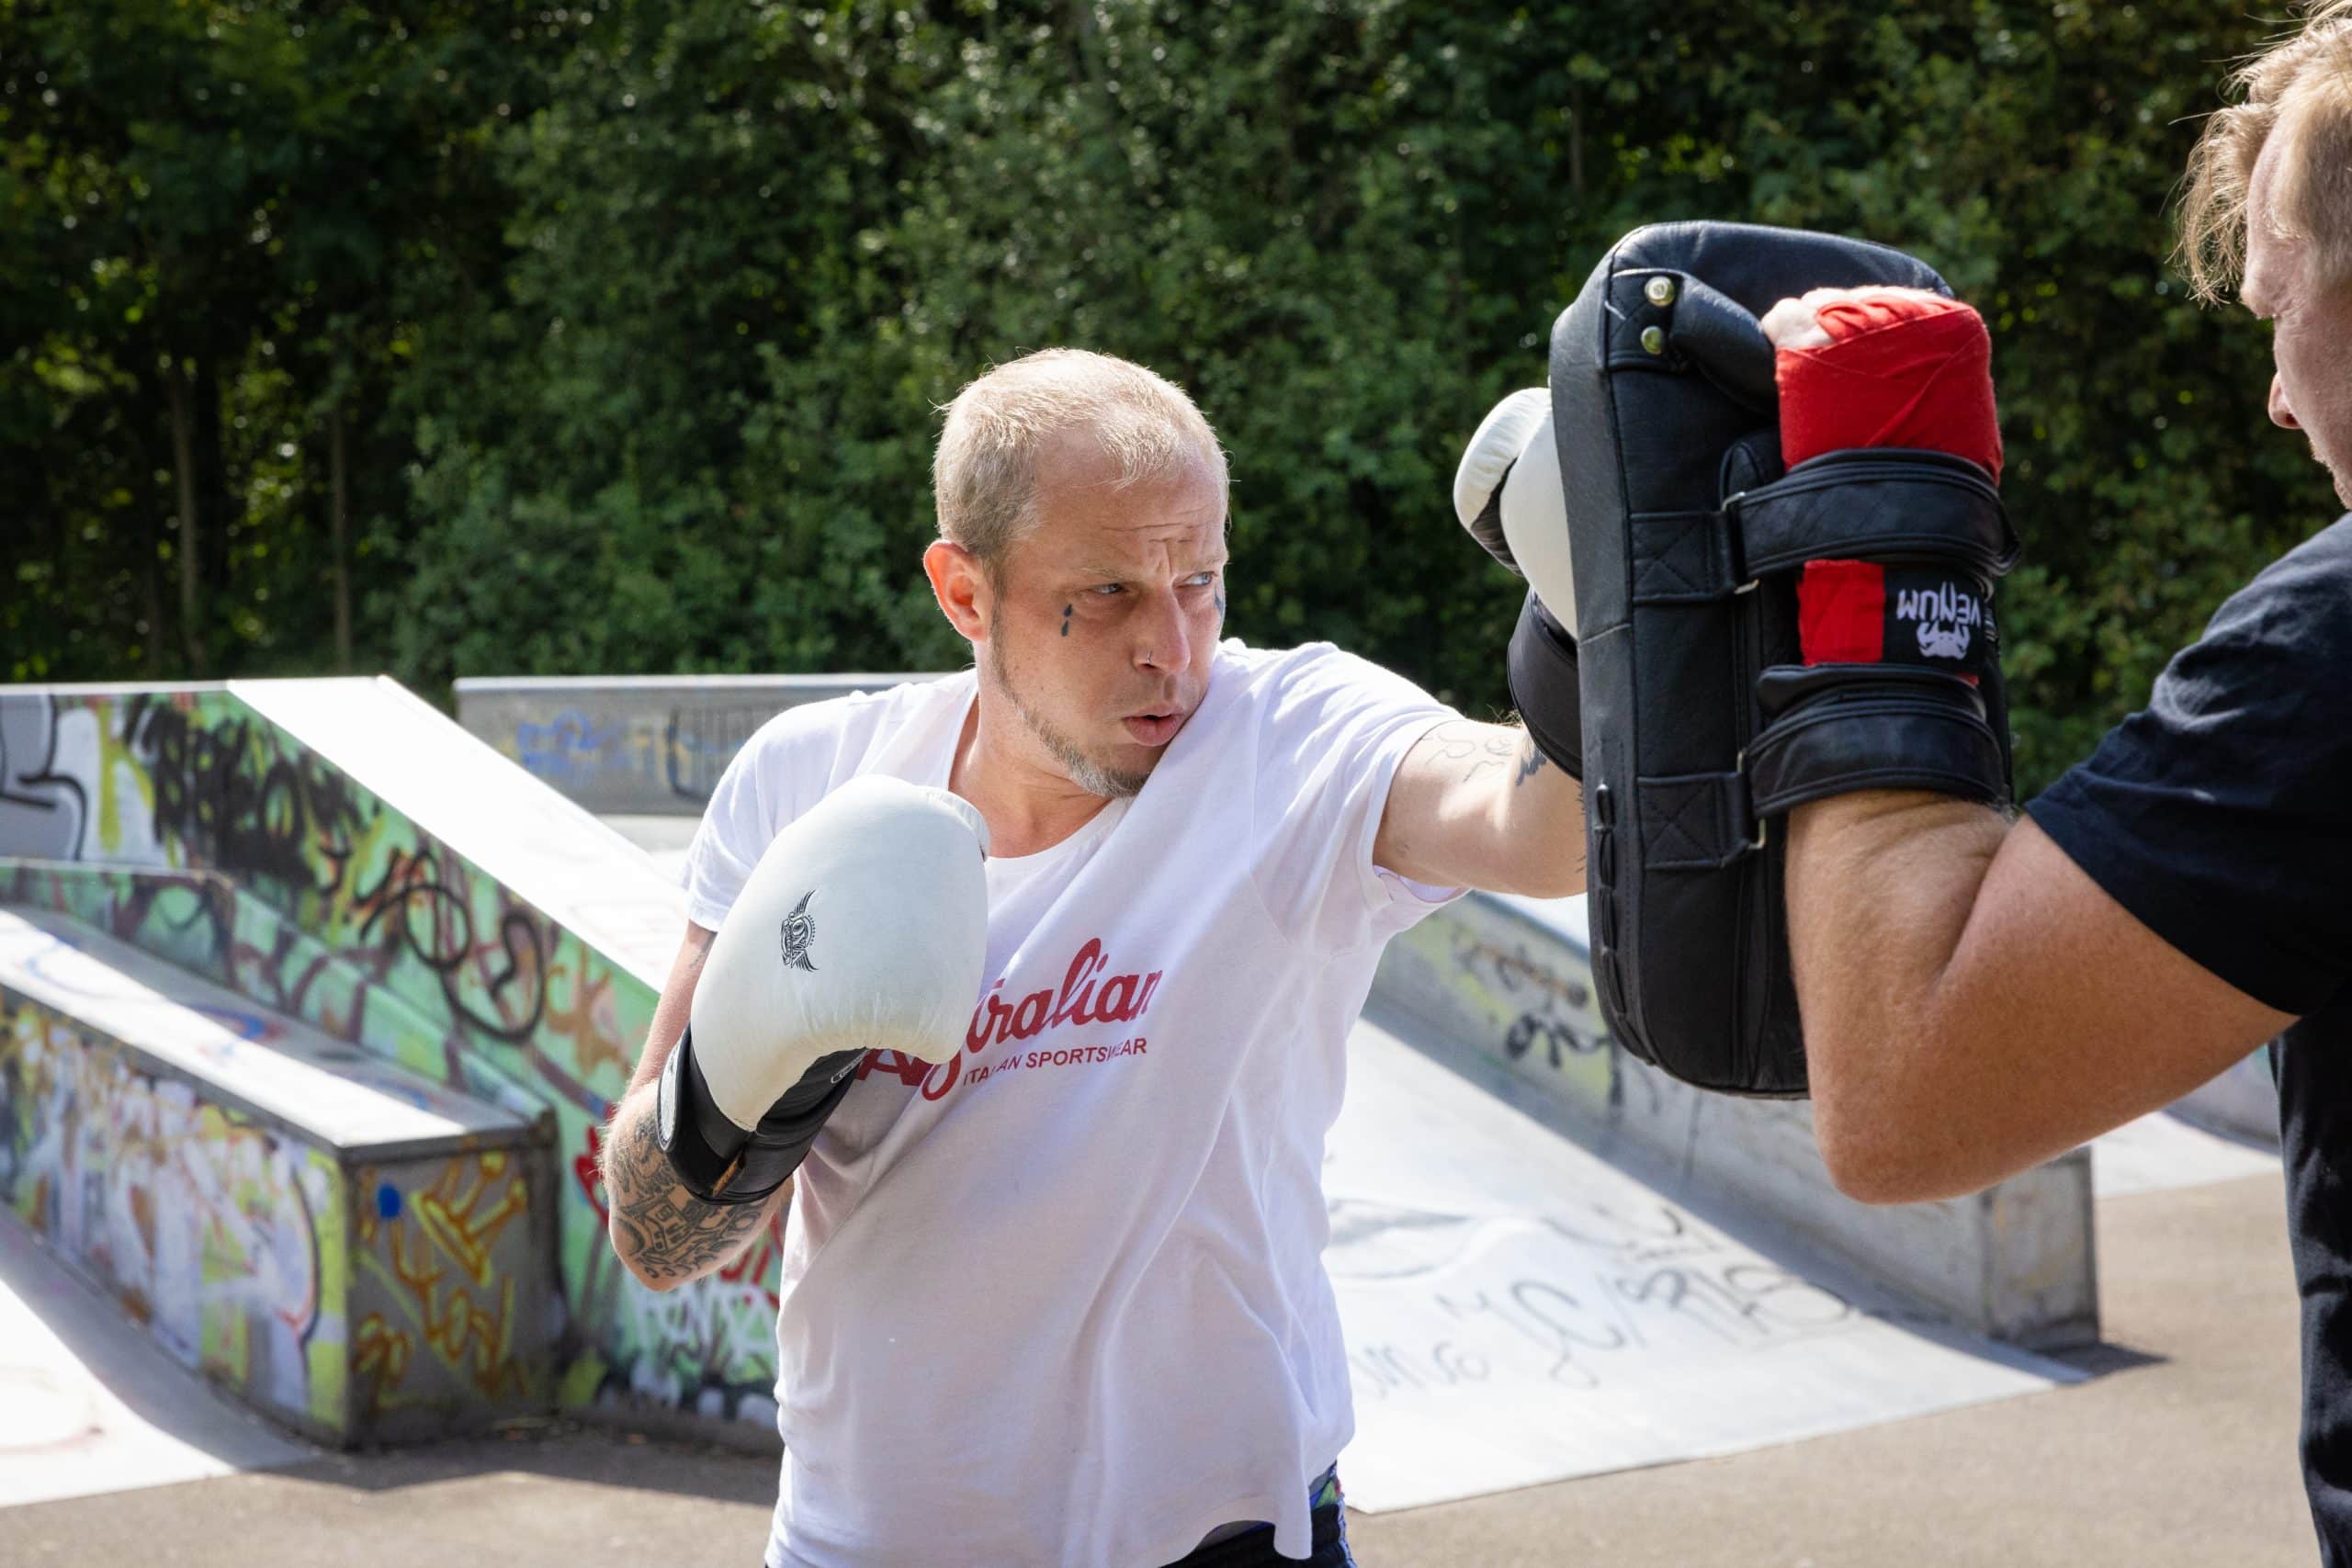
<box><xmin>1569</xmin><ymin>87</ymin><xmax>1586</xmax><ymax>199</ymax></box>
<box><xmin>141</xmin><ymin>513</ymin><xmax>164</xmax><ymax>677</ymax></box>
<box><xmin>330</xmin><ymin>404</ymin><xmax>352</xmax><ymax>671</ymax></box>
<box><xmin>194</xmin><ymin>355</ymin><xmax>229</xmax><ymax>592</ymax></box>
<box><xmin>164</xmin><ymin>360</ymin><xmax>207</xmax><ymax>676</ymax></box>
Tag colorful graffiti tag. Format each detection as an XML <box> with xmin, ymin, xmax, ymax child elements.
<box><xmin>0</xmin><ymin>990</ymin><xmax>349</xmax><ymax>1435</ymax></box>
<box><xmin>351</xmin><ymin>1148</ymin><xmax>547</xmax><ymax>1436</ymax></box>
<box><xmin>0</xmin><ymin>685</ymin><xmax>786</xmax><ymax>1431</ymax></box>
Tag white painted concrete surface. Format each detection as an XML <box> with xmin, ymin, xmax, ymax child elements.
<box><xmin>0</xmin><ymin>1211</ymin><xmax>311</xmax><ymax>1510</ymax></box>
<box><xmin>1328</xmin><ymin>1020</ymin><xmax>2072</xmax><ymax>1514</ymax></box>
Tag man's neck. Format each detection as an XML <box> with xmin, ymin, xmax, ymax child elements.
<box><xmin>948</xmin><ymin>693</ymin><xmax>1114</xmax><ymax>859</ymax></box>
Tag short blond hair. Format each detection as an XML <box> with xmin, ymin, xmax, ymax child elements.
<box><xmin>2179</xmin><ymin>0</ymin><xmax>2352</xmax><ymax>302</ymax></box>
<box><xmin>932</xmin><ymin>348</ymin><xmax>1228</xmax><ymax>570</ymax></box>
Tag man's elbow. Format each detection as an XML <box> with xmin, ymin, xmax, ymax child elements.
<box><xmin>1816</xmin><ymin>1121</ymin><xmax>1947</xmax><ymax>1206</ymax></box>
<box><xmin>609</xmin><ymin>1227</ymin><xmax>682</xmax><ymax>1293</ymax></box>
<box><xmin>1811</xmin><ymin>1081</ymin><xmax>1989</xmax><ymax>1207</ymax></box>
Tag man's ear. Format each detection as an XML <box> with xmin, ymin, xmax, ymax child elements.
<box><xmin>924</xmin><ymin>539</ymin><xmax>990</xmax><ymax>645</ymax></box>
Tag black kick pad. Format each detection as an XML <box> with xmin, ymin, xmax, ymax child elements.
<box><xmin>1553</xmin><ymin>221</ymin><xmax>1968</xmax><ymax>1097</ymax></box>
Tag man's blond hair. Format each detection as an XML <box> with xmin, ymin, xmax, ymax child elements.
<box><xmin>2180</xmin><ymin>0</ymin><xmax>2352</xmax><ymax>302</ymax></box>
<box><xmin>933</xmin><ymin>349</ymin><xmax>1227</xmax><ymax>572</ymax></box>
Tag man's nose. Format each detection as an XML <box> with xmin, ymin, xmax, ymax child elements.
<box><xmin>1134</xmin><ymin>589</ymin><xmax>1190</xmax><ymax>672</ymax></box>
<box><xmin>2270</xmin><ymin>371</ymin><xmax>2302</xmax><ymax>431</ymax></box>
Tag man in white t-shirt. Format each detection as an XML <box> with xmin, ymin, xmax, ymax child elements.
<box><xmin>597</xmin><ymin>349</ymin><xmax>1588</xmax><ymax>1567</ymax></box>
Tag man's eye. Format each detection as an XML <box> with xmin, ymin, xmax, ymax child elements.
<box><xmin>1091</xmin><ymin>583</ymin><xmax>1125</xmax><ymax>597</ymax></box>
<box><xmin>1184</xmin><ymin>572</ymin><xmax>1218</xmax><ymax>588</ymax></box>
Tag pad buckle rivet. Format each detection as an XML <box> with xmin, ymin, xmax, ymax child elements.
<box><xmin>1640</xmin><ymin>324</ymin><xmax>1667</xmax><ymax>355</ymax></box>
<box><xmin>1644</xmin><ymin>275</ymin><xmax>1677</xmax><ymax>307</ymax></box>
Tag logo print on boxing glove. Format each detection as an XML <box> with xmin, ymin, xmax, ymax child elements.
<box><xmin>779</xmin><ymin>891</ymin><xmax>819</xmax><ymax>973</ymax></box>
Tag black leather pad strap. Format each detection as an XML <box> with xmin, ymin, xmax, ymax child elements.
<box><xmin>1636</xmin><ymin>771</ymin><xmax>1758</xmax><ymax>870</ymax></box>
<box><xmin>1730</xmin><ymin>448</ymin><xmax>2018</xmax><ymax>581</ymax></box>
<box><xmin>1746</xmin><ymin>664</ymin><xmax>2006</xmax><ymax>818</ymax></box>
<box><xmin>1628</xmin><ymin>451</ymin><xmax>2012</xmax><ymax>609</ymax></box>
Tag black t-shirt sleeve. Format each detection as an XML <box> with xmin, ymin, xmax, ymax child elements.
<box><xmin>2026</xmin><ymin>517</ymin><xmax>2352</xmax><ymax>1017</ymax></box>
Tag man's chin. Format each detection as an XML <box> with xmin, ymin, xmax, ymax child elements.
<box><xmin>1097</xmin><ymin>746</ymin><xmax>1161</xmax><ymax>798</ymax></box>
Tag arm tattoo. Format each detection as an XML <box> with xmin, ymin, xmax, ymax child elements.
<box><xmin>1514</xmin><ymin>733</ymin><xmax>1548</xmax><ymax>786</ymax></box>
<box><xmin>1426</xmin><ymin>722</ymin><xmax>1522</xmax><ymax>784</ymax></box>
<box><xmin>604</xmin><ymin>1096</ymin><xmax>775</xmax><ymax>1286</ymax></box>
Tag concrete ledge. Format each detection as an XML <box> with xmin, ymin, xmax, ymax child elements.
<box><xmin>453</xmin><ymin>672</ymin><xmax>950</xmax><ymax>815</ymax></box>
<box><xmin>0</xmin><ymin>906</ymin><xmax>555</xmax><ymax>1444</ymax></box>
<box><xmin>1370</xmin><ymin>891</ymin><xmax>2098</xmax><ymax>1350</ymax></box>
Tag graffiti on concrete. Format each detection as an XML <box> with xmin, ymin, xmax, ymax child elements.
<box><xmin>0</xmin><ymin>992</ymin><xmax>344</xmax><ymax>1432</ymax></box>
<box><xmin>1328</xmin><ymin>1192</ymin><xmax>1858</xmax><ymax>1402</ymax></box>
<box><xmin>119</xmin><ymin>694</ymin><xmax>368</xmax><ymax>897</ymax></box>
<box><xmin>513</xmin><ymin>710</ymin><xmax>620</xmax><ymax>789</ymax></box>
<box><xmin>353</xmin><ymin>1149</ymin><xmax>542</xmax><ymax>1417</ymax></box>
<box><xmin>1380</xmin><ymin>905</ymin><xmax>1666</xmax><ymax>1125</ymax></box>
<box><xmin>0</xmin><ymin>694</ymin><xmax>90</xmax><ymax>861</ymax></box>
<box><xmin>661</xmin><ymin>704</ymin><xmax>778</xmax><ymax>805</ymax></box>
<box><xmin>0</xmin><ymin>684</ymin><xmax>771</xmax><ymax>1430</ymax></box>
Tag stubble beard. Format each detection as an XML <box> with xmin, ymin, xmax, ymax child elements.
<box><xmin>984</xmin><ymin>615</ymin><xmax>1151</xmax><ymax>801</ymax></box>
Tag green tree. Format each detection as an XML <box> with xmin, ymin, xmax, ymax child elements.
<box><xmin>6</xmin><ymin>0</ymin><xmax>2335</xmax><ymax>797</ymax></box>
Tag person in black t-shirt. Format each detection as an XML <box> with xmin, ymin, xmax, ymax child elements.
<box><xmin>1765</xmin><ymin>4</ymin><xmax>2352</xmax><ymax>1558</ymax></box>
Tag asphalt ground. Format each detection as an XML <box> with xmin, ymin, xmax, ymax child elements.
<box><xmin>0</xmin><ymin>1171</ymin><xmax>2309</xmax><ymax>1568</ymax></box>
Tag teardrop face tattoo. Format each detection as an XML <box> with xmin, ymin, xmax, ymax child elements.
<box><xmin>1061</xmin><ymin>604</ymin><xmax>1074</xmax><ymax>637</ymax></box>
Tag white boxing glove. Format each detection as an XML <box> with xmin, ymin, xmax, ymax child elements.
<box><xmin>1456</xmin><ymin>387</ymin><xmax>1586</xmax><ymax>778</ymax></box>
<box><xmin>656</xmin><ymin>775</ymin><xmax>989</xmax><ymax>1201</ymax></box>
<box><xmin>1453</xmin><ymin>386</ymin><xmax>1577</xmax><ymax>636</ymax></box>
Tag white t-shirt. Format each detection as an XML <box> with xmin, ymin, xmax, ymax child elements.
<box><xmin>680</xmin><ymin>639</ymin><xmax>1462</xmax><ymax>1568</ymax></box>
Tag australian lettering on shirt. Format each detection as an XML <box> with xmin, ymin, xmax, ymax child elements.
<box><xmin>855</xmin><ymin>935</ymin><xmax>1163</xmax><ymax>1100</ymax></box>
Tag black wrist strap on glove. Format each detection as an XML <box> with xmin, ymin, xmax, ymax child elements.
<box><xmin>1507</xmin><ymin>590</ymin><xmax>1583</xmax><ymax>779</ymax></box>
<box><xmin>659</xmin><ymin>1027</ymin><xmax>865</xmax><ymax>1206</ymax></box>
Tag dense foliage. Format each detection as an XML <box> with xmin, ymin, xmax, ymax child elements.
<box><xmin>4</xmin><ymin>0</ymin><xmax>2338</xmax><ymax>794</ymax></box>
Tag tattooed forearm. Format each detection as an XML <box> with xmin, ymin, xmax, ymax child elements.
<box><xmin>602</xmin><ymin>1089</ymin><xmax>776</xmax><ymax>1288</ymax></box>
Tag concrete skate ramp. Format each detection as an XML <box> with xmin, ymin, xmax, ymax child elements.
<box><xmin>1325</xmin><ymin>1019</ymin><xmax>2070</xmax><ymax>1513</ymax></box>
<box><xmin>0</xmin><ymin>681</ymin><xmax>754</xmax><ymax>1438</ymax></box>
<box><xmin>0</xmin><ymin>673</ymin><xmax>2200</xmax><ymax>1515</ymax></box>
<box><xmin>0</xmin><ymin>906</ymin><xmax>554</xmax><ymax>1447</ymax></box>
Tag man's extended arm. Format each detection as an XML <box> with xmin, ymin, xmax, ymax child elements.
<box><xmin>600</xmin><ymin>922</ymin><xmax>785</xmax><ymax>1291</ymax></box>
<box><xmin>1389</xmin><ymin>385</ymin><xmax>1590</xmax><ymax>899</ymax></box>
<box><xmin>1789</xmin><ymin>793</ymin><xmax>2290</xmax><ymax>1202</ymax></box>
<box><xmin>1374</xmin><ymin>719</ymin><xmax>1585</xmax><ymax>897</ymax></box>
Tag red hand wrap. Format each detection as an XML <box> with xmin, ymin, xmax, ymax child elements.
<box><xmin>1776</xmin><ymin>293</ymin><xmax>2002</xmax><ymax>478</ymax></box>
<box><xmin>1778</xmin><ymin>293</ymin><xmax>2001</xmax><ymax>671</ymax></box>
